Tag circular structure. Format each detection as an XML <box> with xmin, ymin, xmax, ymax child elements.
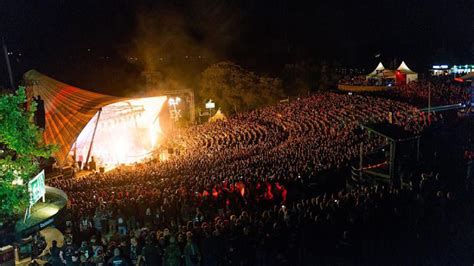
<box><xmin>15</xmin><ymin>186</ymin><xmax>68</xmax><ymax>238</ymax></box>
<box><xmin>1</xmin><ymin>186</ymin><xmax>67</xmax><ymax>245</ymax></box>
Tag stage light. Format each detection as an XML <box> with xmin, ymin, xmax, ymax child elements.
<box><xmin>72</xmin><ymin>96</ymin><xmax>167</xmax><ymax>167</ymax></box>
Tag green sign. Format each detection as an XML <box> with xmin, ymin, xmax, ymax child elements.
<box><xmin>28</xmin><ymin>170</ymin><xmax>45</xmax><ymax>206</ymax></box>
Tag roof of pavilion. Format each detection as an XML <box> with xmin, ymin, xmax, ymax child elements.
<box><xmin>23</xmin><ymin>70</ymin><xmax>126</xmax><ymax>165</ymax></box>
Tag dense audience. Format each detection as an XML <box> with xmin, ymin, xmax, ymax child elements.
<box><xmin>393</xmin><ymin>79</ymin><xmax>469</xmax><ymax>106</ymax></box>
<box><xmin>339</xmin><ymin>75</ymin><xmax>469</xmax><ymax>107</ymax></box>
<box><xmin>46</xmin><ymin>93</ymin><xmax>451</xmax><ymax>265</ymax></box>
<box><xmin>338</xmin><ymin>76</ymin><xmax>390</xmax><ymax>86</ymax></box>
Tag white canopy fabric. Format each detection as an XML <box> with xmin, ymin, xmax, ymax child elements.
<box><xmin>209</xmin><ymin>109</ymin><xmax>227</xmax><ymax>122</ymax></box>
<box><xmin>367</xmin><ymin>62</ymin><xmax>385</xmax><ymax>76</ymax></box>
<box><xmin>397</xmin><ymin>61</ymin><xmax>417</xmax><ymax>74</ymax></box>
<box><xmin>24</xmin><ymin>70</ymin><xmax>168</xmax><ymax>166</ymax></box>
<box><xmin>397</xmin><ymin>61</ymin><xmax>418</xmax><ymax>83</ymax></box>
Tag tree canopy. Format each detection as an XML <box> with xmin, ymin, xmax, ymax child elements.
<box><xmin>199</xmin><ymin>61</ymin><xmax>284</xmax><ymax>114</ymax></box>
<box><xmin>0</xmin><ymin>87</ymin><xmax>55</xmax><ymax>221</ymax></box>
<box><xmin>281</xmin><ymin>61</ymin><xmax>341</xmax><ymax>96</ymax></box>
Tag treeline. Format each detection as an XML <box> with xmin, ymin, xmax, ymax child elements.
<box><xmin>198</xmin><ymin>61</ymin><xmax>341</xmax><ymax>114</ymax></box>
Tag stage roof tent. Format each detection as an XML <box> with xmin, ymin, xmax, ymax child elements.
<box><xmin>23</xmin><ymin>70</ymin><xmax>126</xmax><ymax>165</ymax></box>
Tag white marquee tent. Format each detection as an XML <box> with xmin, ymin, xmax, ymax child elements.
<box><xmin>397</xmin><ymin>61</ymin><xmax>418</xmax><ymax>83</ymax></box>
<box><xmin>367</xmin><ymin>62</ymin><xmax>386</xmax><ymax>78</ymax></box>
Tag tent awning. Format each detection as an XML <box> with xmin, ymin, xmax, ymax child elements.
<box><xmin>397</xmin><ymin>61</ymin><xmax>417</xmax><ymax>74</ymax></box>
<box><xmin>367</xmin><ymin>62</ymin><xmax>385</xmax><ymax>76</ymax></box>
<box><xmin>24</xmin><ymin>70</ymin><xmax>126</xmax><ymax>165</ymax></box>
<box><xmin>209</xmin><ymin>109</ymin><xmax>227</xmax><ymax>122</ymax></box>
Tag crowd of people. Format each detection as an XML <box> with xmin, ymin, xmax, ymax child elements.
<box><xmin>339</xmin><ymin>74</ymin><xmax>470</xmax><ymax>107</ymax></box>
<box><xmin>393</xmin><ymin>79</ymin><xmax>469</xmax><ymax>106</ymax></box>
<box><xmin>338</xmin><ymin>75</ymin><xmax>373</xmax><ymax>86</ymax></box>
<box><xmin>338</xmin><ymin>75</ymin><xmax>393</xmax><ymax>87</ymax></box>
<box><xmin>46</xmin><ymin>93</ymin><xmax>461</xmax><ymax>265</ymax></box>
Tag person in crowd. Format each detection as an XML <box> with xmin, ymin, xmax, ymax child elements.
<box><xmin>93</xmin><ymin>209</ymin><xmax>103</xmax><ymax>235</ymax></box>
<box><xmin>183</xmin><ymin>232</ymin><xmax>201</xmax><ymax>266</ymax></box>
<box><xmin>91</xmin><ymin>246</ymin><xmax>105</xmax><ymax>266</ymax></box>
<box><xmin>79</xmin><ymin>240</ymin><xmax>93</xmax><ymax>265</ymax></box>
<box><xmin>163</xmin><ymin>236</ymin><xmax>182</xmax><ymax>266</ymax></box>
<box><xmin>48</xmin><ymin>240</ymin><xmax>62</xmax><ymax>266</ymax></box>
<box><xmin>124</xmin><ymin>237</ymin><xmax>140</xmax><ymax>266</ymax></box>
<box><xmin>107</xmin><ymin>248</ymin><xmax>128</xmax><ymax>266</ymax></box>
<box><xmin>60</xmin><ymin>236</ymin><xmax>79</xmax><ymax>266</ymax></box>
<box><xmin>117</xmin><ymin>210</ymin><xmax>127</xmax><ymax>236</ymax></box>
<box><xmin>107</xmin><ymin>208</ymin><xmax>117</xmax><ymax>235</ymax></box>
<box><xmin>31</xmin><ymin>232</ymin><xmax>47</xmax><ymax>261</ymax></box>
<box><xmin>139</xmin><ymin>238</ymin><xmax>162</xmax><ymax>266</ymax></box>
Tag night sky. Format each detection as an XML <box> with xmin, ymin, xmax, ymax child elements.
<box><xmin>0</xmin><ymin>0</ymin><xmax>473</xmax><ymax>94</ymax></box>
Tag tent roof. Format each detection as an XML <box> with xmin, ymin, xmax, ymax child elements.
<box><xmin>367</xmin><ymin>62</ymin><xmax>385</xmax><ymax>76</ymax></box>
<box><xmin>461</xmin><ymin>72</ymin><xmax>474</xmax><ymax>80</ymax></box>
<box><xmin>209</xmin><ymin>109</ymin><xmax>227</xmax><ymax>122</ymax></box>
<box><xmin>397</xmin><ymin>61</ymin><xmax>417</xmax><ymax>74</ymax></box>
<box><xmin>24</xmin><ymin>70</ymin><xmax>126</xmax><ymax>165</ymax></box>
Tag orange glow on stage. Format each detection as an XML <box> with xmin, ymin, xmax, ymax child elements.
<box><xmin>72</xmin><ymin>96</ymin><xmax>168</xmax><ymax>167</ymax></box>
